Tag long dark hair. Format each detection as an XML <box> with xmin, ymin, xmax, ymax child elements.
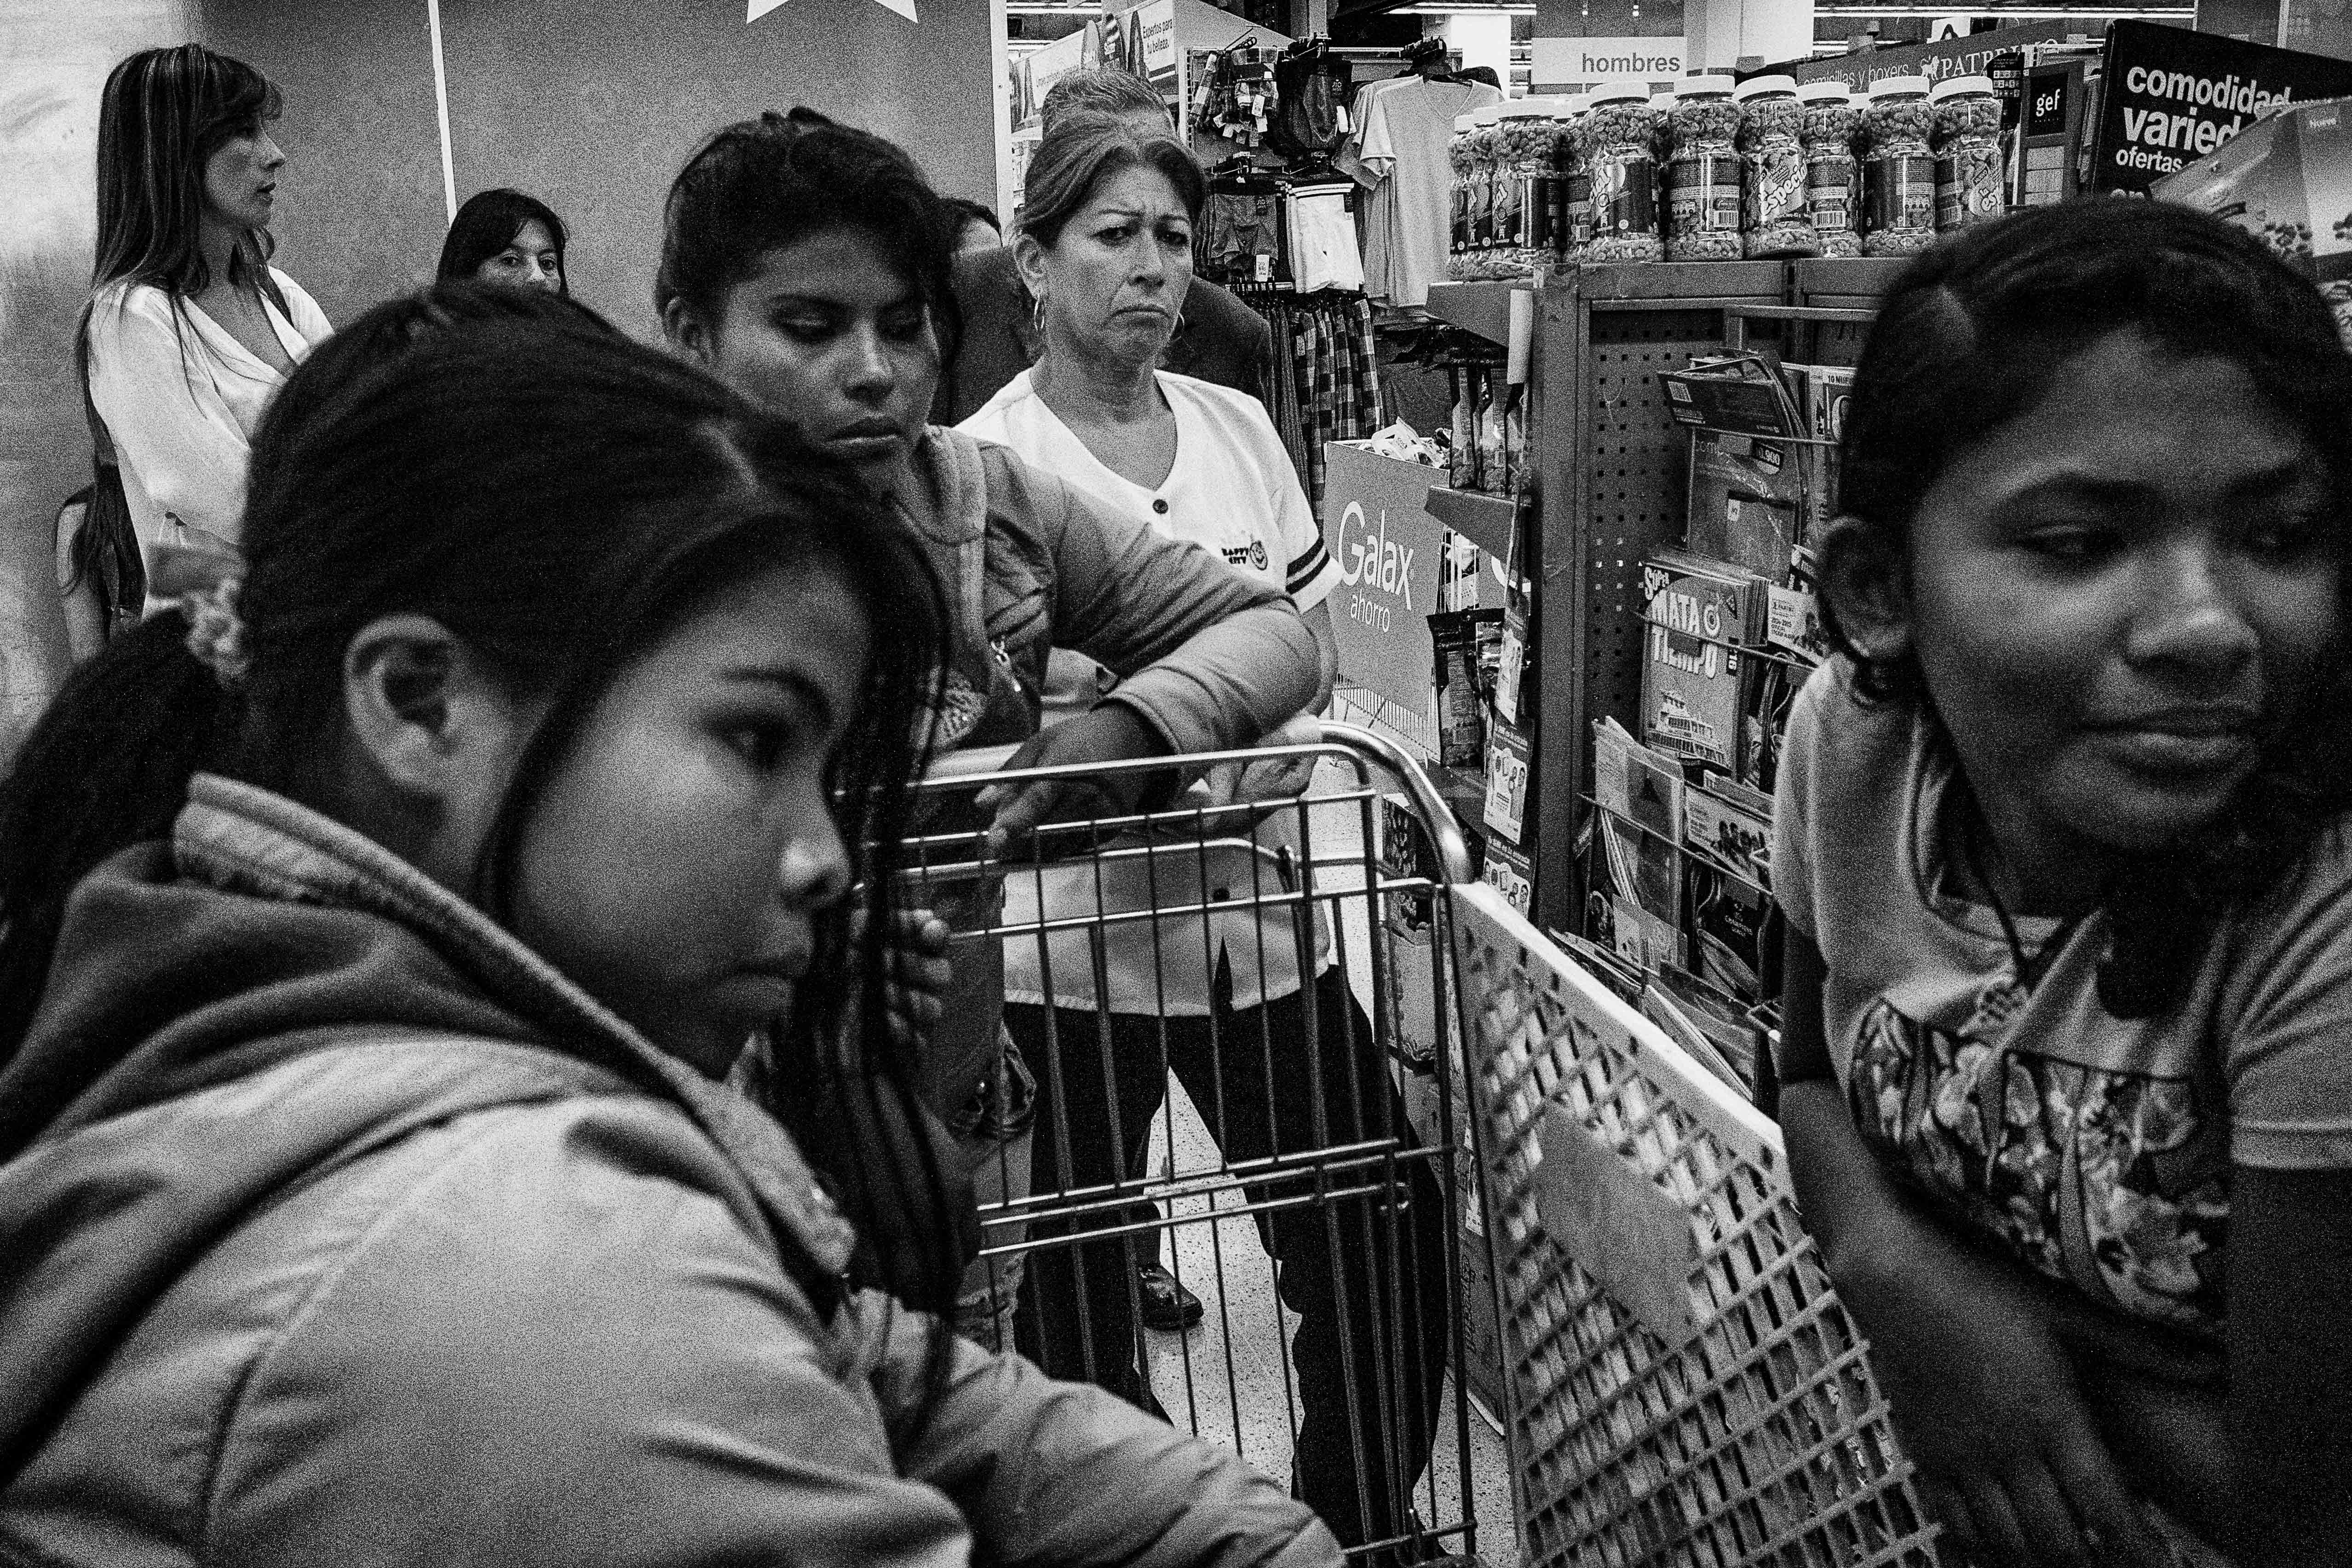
<box><xmin>1823</xmin><ymin>201</ymin><xmax>2352</xmax><ymax>1017</ymax></box>
<box><xmin>90</xmin><ymin>43</ymin><xmax>282</xmax><ymax>303</ymax></box>
<box><xmin>437</xmin><ymin>188</ymin><xmax>570</xmax><ymax>294</ymax></box>
<box><xmin>656</xmin><ymin>106</ymin><xmax>962</xmax><ymax>361</ymax></box>
<box><xmin>81</xmin><ymin>45</ymin><xmax>288</xmax><ymax>449</ymax></box>
<box><xmin>0</xmin><ymin>285</ymin><xmax>963</xmax><ymax>1317</ymax></box>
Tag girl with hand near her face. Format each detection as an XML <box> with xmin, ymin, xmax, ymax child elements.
<box><xmin>81</xmin><ymin>45</ymin><xmax>331</xmax><ymax>571</ymax></box>
<box><xmin>656</xmin><ymin>109</ymin><xmax>1321</xmax><ymax>1356</ymax></box>
<box><xmin>1781</xmin><ymin>201</ymin><xmax>2352</xmax><ymax>1566</ymax></box>
<box><xmin>0</xmin><ymin>288</ymin><xmax>1340</xmax><ymax>1568</ymax></box>
<box><xmin>437</xmin><ymin>188</ymin><xmax>569</xmax><ymax>296</ymax></box>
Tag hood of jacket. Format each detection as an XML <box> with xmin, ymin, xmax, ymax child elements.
<box><xmin>0</xmin><ymin>773</ymin><xmax>859</xmax><ymax>1481</ymax></box>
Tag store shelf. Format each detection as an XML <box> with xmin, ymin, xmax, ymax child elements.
<box><xmin>1422</xmin><ymin>281</ymin><xmax>1530</xmax><ymax>346</ymax></box>
<box><xmin>1422</xmin><ymin>484</ymin><xmax>1514</xmax><ymax>559</ymax></box>
<box><xmin>1576</xmin><ymin>260</ymin><xmax>1790</xmax><ymax>308</ymax></box>
<box><xmin>1791</xmin><ymin>257</ymin><xmax>1911</xmax><ymax>310</ymax></box>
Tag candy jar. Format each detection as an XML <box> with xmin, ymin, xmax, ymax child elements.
<box><xmin>1577</xmin><ymin>80</ymin><xmax>1662</xmax><ymax>263</ymax></box>
<box><xmin>1666</xmin><ymin>74</ymin><xmax>1744</xmax><ymax>261</ymax></box>
<box><xmin>1799</xmin><ymin>81</ymin><xmax>1862</xmax><ymax>258</ymax></box>
<box><xmin>1931</xmin><ymin>74</ymin><xmax>2005</xmax><ymax>233</ymax></box>
<box><xmin>1736</xmin><ymin>74</ymin><xmax>1815</xmax><ymax>258</ymax></box>
<box><xmin>1862</xmin><ymin>75</ymin><xmax>1936</xmax><ymax>257</ymax></box>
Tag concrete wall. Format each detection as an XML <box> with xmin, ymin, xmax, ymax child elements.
<box><xmin>441</xmin><ymin>0</ymin><xmax>1000</xmax><ymax>338</ymax></box>
<box><xmin>0</xmin><ymin>0</ymin><xmax>196</xmax><ymax>753</ymax></box>
<box><xmin>198</xmin><ymin>0</ymin><xmax>448</xmax><ymax>323</ymax></box>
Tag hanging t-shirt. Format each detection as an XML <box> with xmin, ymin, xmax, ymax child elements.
<box><xmin>1773</xmin><ymin>659</ymin><xmax>2352</xmax><ymax>1341</ymax></box>
<box><xmin>959</xmin><ymin>370</ymin><xmax>1340</xmax><ymax>1016</ymax></box>
<box><xmin>1348</xmin><ymin>75</ymin><xmax>1499</xmax><ymax>309</ymax></box>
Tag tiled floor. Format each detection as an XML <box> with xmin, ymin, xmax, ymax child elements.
<box><xmin>1104</xmin><ymin>759</ymin><xmax>1523</xmax><ymax>1566</ymax></box>
<box><xmin>1137</xmin><ymin>1079</ymin><xmax>1522</xmax><ymax>1567</ymax></box>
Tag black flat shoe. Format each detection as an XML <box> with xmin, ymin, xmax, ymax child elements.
<box><xmin>1137</xmin><ymin>1261</ymin><xmax>1204</xmax><ymax>1331</ymax></box>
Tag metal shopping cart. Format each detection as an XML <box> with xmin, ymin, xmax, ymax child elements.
<box><xmin>1448</xmin><ymin>881</ymin><xmax>1943</xmax><ymax>1568</ymax></box>
<box><xmin>902</xmin><ymin>723</ymin><xmax>1494</xmax><ymax>1568</ymax></box>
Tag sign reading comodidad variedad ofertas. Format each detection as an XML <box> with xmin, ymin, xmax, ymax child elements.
<box><xmin>2090</xmin><ymin>21</ymin><xmax>2352</xmax><ymax>194</ymax></box>
<box><xmin>1531</xmin><ymin>35</ymin><xmax>1685</xmax><ymax>90</ymax></box>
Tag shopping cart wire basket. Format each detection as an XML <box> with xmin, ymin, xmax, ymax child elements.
<box><xmin>1449</xmin><ymin>880</ymin><xmax>1942</xmax><ymax>1568</ymax></box>
<box><xmin>900</xmin><ymin>722</ymin><xmax>1491</xmax><ymax>1567</ymax></box>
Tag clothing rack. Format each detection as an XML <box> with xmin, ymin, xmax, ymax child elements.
<box><xmin>1235</xmin><ymin>289</ymin><xmax>1384</xmax><ymax>508</ymax></box>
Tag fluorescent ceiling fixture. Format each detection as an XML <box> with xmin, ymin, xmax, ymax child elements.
<box><xmin>1394</xmin><ymin>4</ymin><xmax>1538</xmax><ymax>12</ymax></box>
<box><xmin>1815</xmin><ymin>4</ymin><xmax>2188</xmax><ymax>11</ymax></box>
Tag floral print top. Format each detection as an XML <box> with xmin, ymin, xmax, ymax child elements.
<box><xmin>1772</xmin><ymin>661</ymin><xmax>2352</xmax><ymax>1339</ymax></box>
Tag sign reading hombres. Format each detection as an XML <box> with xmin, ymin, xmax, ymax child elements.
<box><xmin>1531</xmin><ymin>35</ymin><xmax>1686</xmax><ymax>89</ymax></box>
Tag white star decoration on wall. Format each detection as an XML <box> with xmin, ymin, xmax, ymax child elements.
<box><xmin>752</xmin><ymin>0</ymin><xmax>919</xmax><ymax>23</ymax></box>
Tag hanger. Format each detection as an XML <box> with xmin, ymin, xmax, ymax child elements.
<box><xmin>1401</xmin><ymin>36</ymin><xmax>1456</xmax><ymax>82</ymax></box>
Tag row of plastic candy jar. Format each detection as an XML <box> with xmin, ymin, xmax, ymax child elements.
<box><xmin>1557</xmin><ymin>93</ymin><xmax>1594</xmax><ymax>260</ymax></box>
<box><xmin>1862</xmin><ymin>75</ymin><xmax>1936</xmax><ymax>256</ymax></box>
<box><xmin>1448</xmin><ymin>108</ymin><xmax>1508</xmax><ymax>279</ymax></box>
<box><xmin>1665</xmin><ymin>74</ymin><xmax>1743</xmax><ymax>261</ymax></box>
<box><xmin>1577</xmin><ymin>80</ymin><xmax>1662</xmax><ymax>262</ymax></box>
<box><xmin>1448</xmin><ymin>111</ymin><xmax>1479</xmax><ymax>277</ymax></box>
<box><xmin>1495</xmin><ymin>98</ymin><xmax>1561</xmax><ymax>276</ymax></box>
<box><xmin>1736</xmin><ymin>75</ymin><xmax>1817</xmax><ymax>258</ymax></box>
<box><xmin>1799</xmin><ymin>82</ymin><xmax>1862</xmax><ymax>256</ymax></box>
<box><xmin>1931</xmin><ymin>75</ymin><xmax>2003</xmax><ymax>232</ymax></box>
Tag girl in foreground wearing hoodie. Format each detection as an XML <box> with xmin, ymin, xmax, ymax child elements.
<box><xmin>656</xmin><ymin>108</ymin><xmax>1321</xmax><ymax>1356</ymax></box>
<box><xmin>0</xmin><ymin>290</ymin><xmax>1338</xmax><ymax>1568</ymax></box>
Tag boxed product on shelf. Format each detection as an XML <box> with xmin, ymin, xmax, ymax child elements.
<box><xmin>1791</xmin><ymin>362</ymin><xmax>1853</xmax><ymax>533</ymax></box>
<box><xmin>2154</xmin><ymin>92</ymin><xmax>2352</xmax><ymax>342</ymax></box>
<box><xmin>1640</xmin><ymin>971</ymin><xmax>1757</xmax><ymax>1095</ymax></box>
<box><xmin>1637</xmin><ymin>549</ymin><xmax>1769</xmax><ymax>773</ymax></box>
<box><xmin>1482</xmin><ymin>837</ymin><xmax>1535</xmax><ymax>917</ymax></box>
<box><xmin>1685</xmin><ymin>428</ymin><xmax>1806</xmax><ymax>582</ymax></box>
<box><xmin>1430</xmin><ymin>607</ymin><xmax>1501</xmax><ymax>768</ymax></box>
<box><xmin>1656</xmin><ymin>348</ymin><xmax>1804</xmax><ymax>438</ymax></box>
<box><xmin>1482</xmin><ymin>720</ymin><xmax>1533</xmax><ymax>846</ymax></box>
<box><xmin>1591</xmin><ymin>718</ymin><xmax>1688</xmax><ymax>973</ymax></box>
<box><xmin>1682</xmin><ymin>773</ymin><xmax>1774</xmax><ymax>1005</ymax></box>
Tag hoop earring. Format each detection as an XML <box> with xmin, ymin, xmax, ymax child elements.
<box><xmin>1174</xmin><ymin>308</ymin><xmax>1189</xmax><ymax>339</ymax></box>
<box><xmin>1030</xmin><ymin>293</ymin><xmax>1047</xmax><ymax>339</ymax></box>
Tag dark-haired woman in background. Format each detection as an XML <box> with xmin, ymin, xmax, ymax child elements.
<box><xmin>962</xmin><ymin>109</ymin><xmax>1448</xmax><ymax>1559</ymax></box>
<box><xmin>1782</xmin><ymin>201</ymin><xmax>2352</xmax><ymax>1563</ymax></box>
<box><xmin>0</xmin><ymin>287</ymin><xmax>1339</xmax><ymax>1567</ymax></box>
<box><xmin>437</xmin><ymin>188</ymin><xmax>569</xmax><ymax>295</ymax></box>
<box><xmin>656</xmin><ymin>108</ymin><xmax>1320</xmax><ymax>1356</ymax></box>
<box><xmin>82</xmin><ymin>44</ymin><xmax>331</xmax><ymax>569</ymax></box>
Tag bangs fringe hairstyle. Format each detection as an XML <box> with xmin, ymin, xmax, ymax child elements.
<box><xmin>82</xmin><ymin>44</ymin><xmax>288</xmax><ymax>402</ymax></box>
<box><xmin>437</xmin><ymin>188</ymin><xmax>571</xmax><ymax>294</ymax></box>
<box><xmin>656</xmin><ymin>107</ymin><xmax>961</xmax><ymax>361</ymax></box>
<box><xmin>1018</xmin><ymin>108</ymin><xmax>1206</xmax><ymax>250</ymax></box>
<box><xmin>91</xmin><ymin>44</ymin><xmax>282</xmax><ymax>301</ymax></box>
<box><xmin>0</xmin><ymin>285</ymin><xmax>964</xmax><ymax>1324</ymax></box>
<box><xmin>1824</xmin><ymin>200</ymin><xmax>2352</xmax><ymax>1017</ymax></box>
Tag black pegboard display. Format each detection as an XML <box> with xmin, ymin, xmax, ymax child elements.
<box><xmin>1579</xmin><ymin>310</ymin><xmax>1727</xmax><ymax>752</ymax></box>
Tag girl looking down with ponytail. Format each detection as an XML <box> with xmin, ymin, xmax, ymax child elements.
<box><xmin>0</xmin><ymin>285</ymin><xmax>1340</xmax><ymax>1568</ymax></box>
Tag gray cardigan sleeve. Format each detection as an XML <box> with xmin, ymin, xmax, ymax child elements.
<box><xmin>879</xmin><ymin>1314</ymin><xmax>1345</xmax><ymax>1568</ymax></box>
<box><xmin>987</xmin><ymin>449</ymin><xmax>1320</xmax><ymax>756</ymax></box>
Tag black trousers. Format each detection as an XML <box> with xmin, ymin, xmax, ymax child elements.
<box><xmin>1007</xmin><ymin>966</ymin><xmax>1451</xmax><ymax>1550</ymax></box>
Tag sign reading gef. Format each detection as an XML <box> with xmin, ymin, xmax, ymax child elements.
<box><xmin>1531</xmin><ymin>35</ymin><xmax>1686</xmax><ymax>87</ymax></box>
